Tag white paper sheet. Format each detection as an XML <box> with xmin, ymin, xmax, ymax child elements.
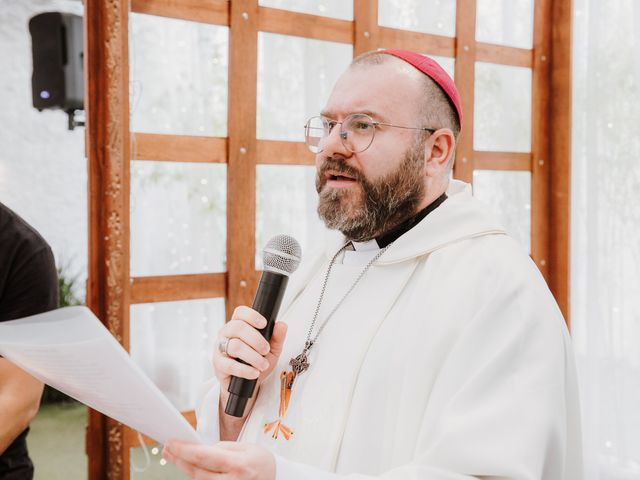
<box><xmin>0</xmin><ymin>306</ymin><xmax>202</xmax><ymax>445</ymax></box>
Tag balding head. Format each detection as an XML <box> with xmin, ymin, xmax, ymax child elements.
<box><xmin>350</xmin><ymin>51</ymin><xmax>461</xmax><ymax>151</ymax></box>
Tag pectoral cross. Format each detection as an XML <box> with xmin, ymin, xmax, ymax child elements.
<box><xmin>288</xmin><ymin>351</ymin><xmax>310</xmax><ymax>382</ymax></box>
<box><xmin>288</xmin><ymin>340</ymin><xmax>314</xmax><ymax>384</ymax></box>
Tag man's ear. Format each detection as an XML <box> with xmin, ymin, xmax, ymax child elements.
<box><xmin>424</xmin><ymin>129</ymin><xmax>455</xmax><ymax>177</ymax></box>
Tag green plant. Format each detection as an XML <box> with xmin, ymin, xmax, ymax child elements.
<box><xmin>58</xmin><ymin>265</ymin><xmax>83</xmax><ymax>308</ymax></box>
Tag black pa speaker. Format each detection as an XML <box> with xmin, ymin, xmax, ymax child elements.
<box><xmin>29</xmin><ymin>12</ymin><xmax>84</xmax><ymax>112</ymax></box>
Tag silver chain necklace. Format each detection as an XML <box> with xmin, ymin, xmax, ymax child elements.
<box><xmin>287</xmin><ymin>241</ymin><xmax>393</xmax><ymax>387</ymax></box>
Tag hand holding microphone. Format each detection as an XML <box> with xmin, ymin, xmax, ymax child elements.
<box><xmin>213</xmin><ymin>306</ymin><xmax>287</xmax><ymax>417</ymax></box>
<box><xmin>213</xmin><ymin>235</ymin><xmax>302</xmax><ymax>421</ymax></box>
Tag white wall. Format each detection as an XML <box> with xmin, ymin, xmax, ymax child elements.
<box><xmin>0</xmin><ymin>0</ymin><xmax>86</xmax><ymax>295</ymax></box>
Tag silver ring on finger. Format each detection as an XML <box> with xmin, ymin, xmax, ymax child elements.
<box><xmin>218</xmin><ymin>338</ymin><xmax>230</xmax><ymax>356</ymax></box>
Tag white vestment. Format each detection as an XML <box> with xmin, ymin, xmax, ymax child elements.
<box><xmin>197</xmin><ymin>180</ymin><xmax>583</xmax><ymax>479</ymax></box>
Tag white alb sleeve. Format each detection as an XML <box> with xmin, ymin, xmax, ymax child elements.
<box><xmin>195</xmin><ymin>378</ymin><xmax>221</xmax><ymax>444</ymax></box>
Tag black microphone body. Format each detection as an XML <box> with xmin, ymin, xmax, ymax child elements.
<box><xmin>225</xmin><ymin>270</ymin><xmax>289</xmax><ymax>417</ymax></box>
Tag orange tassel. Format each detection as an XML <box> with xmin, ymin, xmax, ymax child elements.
<box><xmin>264</xmin><ymin>370</ymin><xmax>296</xmax><ymax>441</ymax></box>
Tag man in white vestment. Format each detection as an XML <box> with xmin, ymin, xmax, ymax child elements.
<box><xmin>163</xmin><ymin>49</ymin><xmax>583</xmax><ymax>479</ymax></box>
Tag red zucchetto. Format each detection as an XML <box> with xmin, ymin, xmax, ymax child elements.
<box><xmin>381</xmin><ymin>48</ymin><xmax>463</xmax><ymax>128</ymax></box>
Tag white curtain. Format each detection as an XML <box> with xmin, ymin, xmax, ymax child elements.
<box><xmin>571</xmin><ymin>0</ymin><xmax>640</xmax><ymax>478</ymax></box>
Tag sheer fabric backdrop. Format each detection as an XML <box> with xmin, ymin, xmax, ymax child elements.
<box><xmin>572</xmin><ymin>1</ymin><xmax>640</xmax><ymax>478</ymax></box>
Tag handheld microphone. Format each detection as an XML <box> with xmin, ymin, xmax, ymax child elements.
<box><xmin>225</xmin><ymin>234</ymin><xmax>302</xmax><ymax>418</ymax></box>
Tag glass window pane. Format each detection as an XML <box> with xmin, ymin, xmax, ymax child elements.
<box><xmin>129</xmin><ymin>14</ymin><xmax>229</xmax><ymax>136</ymax></box>
<box><xmin>256</xmin><ymin>165</ymin><xmax>328</xmax><ymax>269</ymax></box>
<box><xmin>257</xmin><ymin>33</ymin><xmax>352</xmax><ymax>142</ymax></box>
<box><xmin>259</xmin><ymin>0</ymin><xmax>353</xmax><ymax>20</ymax></box>
<box><xmin>474</xmin><ymin>62</ymin><xmax>532</xmax><ymax>152</ymax></box>
<box><xmin>378</xmin><ymin>0</ymin><xmax>456</xmax><ymax>37</ymax></box>
<box><xmin>476</xmin><ymin>0</ymin><xmax>534</xmax><ymax>49</ymax></box>
<box><xmin>130</xmin><ymin>298</ymin><xmax>225</xmax><ymax>412</ymax></box>
<box><xmin>472</xmin><ymin>170</ymin><xmax>531</xmax><ymax>253</ymax></box>
<box><xmin>131</xmin><ymin>444</ymin><xmax>186</xmax><ymax>478</ymax></box>
<box><xmin>130</xmin><ymin>161</ymin><xmax>227</xmax><ymax>276</ymax></box>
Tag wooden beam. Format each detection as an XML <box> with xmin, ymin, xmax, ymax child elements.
<box><xmin>531</xmin><ymin>0</ymin><xmax>553</xmax><ymax>290</ymax></box>
<box><xmin>130</xmin><ymin>0</ymin><xmax>230</xmax><ymax>26</ymax></box>
<box><xmin>453</xmin><ymin>0</ymin><xmax>477</xmax><ymax>183</ymax></box>
<box><xmin>474</xmin><ymin>151</ymin><xmax>532</xmax><ymax>171</ymax></box>
<box><xmin>256</xmin><ymin>140</ymin><xmax>314</xmax><ymax>165</ymax></box>
<box><xmin>226</xmin><ymin>0</ymin><xmax>259</xmax><ymax>320</ymax></box>
<box><xmin>258</xmin><ymin>6</ymin><xmax>352</xmax><ymax>44</ymax></box>
<box><xmin>548</xmin><ymin>0</ymin><xmax>573</xmax><ymax>326</ymax></box>
<box><xmin>130</xmin><ymin>273</ymin><xmax>226</xmax><ymax>303</ymax></box>
<box><xmin>125</xmin><ymin>411</ymin><xmax>197</xmax><ymax>447</ymax></box>
<box><xmin>85</xmin><ymin>0</ymin><xmax>131</xmax><ymax>477</ymax></box>
<box><xmin>353</xmin><ymin>0</ymin><xmax>379</xmax><ymax>56</ymax></box>
<box><xmin>476</xmin><ymin>42</ymin><xmax>532</xmax><ymax>68</ymax></box>
<box><xmin>378</xmin><ymin>26</ymin><xmax>455</xmax><ymax>57</ymax></box>
<box><xmin>132</xmin><ymin>133</ymin><xmax>227</xmax><ymax>163</ymax></box>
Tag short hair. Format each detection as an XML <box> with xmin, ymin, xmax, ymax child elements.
<box><xmin>350</xmin><ymin>51</ymin><xmax>461</xmax><ymax>142</ymax></box>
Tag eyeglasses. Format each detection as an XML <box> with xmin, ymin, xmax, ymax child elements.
<box><xmin>304</xmin><ymin>113</ymin><xmax>436</xmax><ymax>154</ymax></box>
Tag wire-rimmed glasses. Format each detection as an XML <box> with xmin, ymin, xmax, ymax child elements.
<box><xmin>304</xmin><ymin>113</ymin><xmax>436</xmax><ymax>154</ymax></box>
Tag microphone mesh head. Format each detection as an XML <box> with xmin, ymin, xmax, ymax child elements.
<box><xmin>263</xmin><ymin>234</ymin><xmax>302</xmax><ymax>276</ymax></box>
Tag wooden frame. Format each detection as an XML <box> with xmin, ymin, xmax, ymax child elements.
<box><xmin>86</xmin><ymin>0</ymin><xmax>573</xmax><ymax>477</ymax></box>
<box><xmin>549</xmin><ymin>0</ymin><xmax>573</xmax><ymax>324</ymax></box>
<box><xmin>531</xmin><ymin>0</ymin><xmax>553</xmax><ymax>304</ymax></box>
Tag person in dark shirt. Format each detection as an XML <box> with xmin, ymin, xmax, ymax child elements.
<box><xmin>0</xmin><ymin>202</ymin><xmax>58</xmax><ymax>479</ymax></box>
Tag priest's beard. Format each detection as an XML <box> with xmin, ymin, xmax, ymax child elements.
<box><xmin>315</xmin><ymin>142</ymin><xmax>426</xmax><ymax>242</ymax></box>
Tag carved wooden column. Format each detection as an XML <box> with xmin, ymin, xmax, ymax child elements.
<box><xmin>85</xmin><ymin>0</ymin><xmax>131</xmax><ymax>478</ymax></box>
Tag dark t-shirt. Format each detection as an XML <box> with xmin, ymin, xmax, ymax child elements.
<box><xmin>0</xmin><ymin>202</ymin><xmax>58</xmax><ymax>479</ymax></box>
